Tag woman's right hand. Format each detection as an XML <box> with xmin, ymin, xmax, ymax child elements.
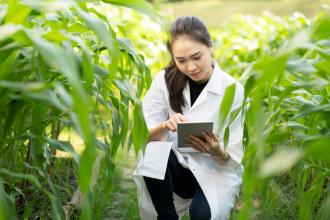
<box><xmin>161</xmin><ymin>113</ymin><xmax>187</xmax><ymax>132</ymax></box>
<box><xmin>148</xmin><ymin>113</ymin><xmax>187</xmax><ymax>141</ymax></box>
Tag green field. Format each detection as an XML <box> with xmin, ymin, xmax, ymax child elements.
<box><xmin>163</xmin><ymin>0</ymin><xmax>330</xmax><ymax>28</ymax></box>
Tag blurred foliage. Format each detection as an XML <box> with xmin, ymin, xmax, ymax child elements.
<box><xmin>0</xmin><ymin>0</ymin><xmax>155</xmax><ymax>219</ymax></box>
<box><xmin>220</xmin><ymin>9</ymin><xmax>330</xmax><ymax>220</ymax></box>
<box><xmin>212</xmin><ymin>11</ymin><xmax>311</xmax><ymax>77</ymax></box>
<box><xmin>130</xmin><ymin>5</ymin><xmax>330</xmax><ymax>219</ymax></box>
<box><xmin>163</xmin><ymin>0</ymin><xmax>330</xmax><ymax>29</ymax></box>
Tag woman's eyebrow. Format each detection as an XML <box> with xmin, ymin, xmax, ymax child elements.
<box><xmin>175</xmin><ymin>51</ymin><xmax>201</xmax><ymax>59</ymax></box>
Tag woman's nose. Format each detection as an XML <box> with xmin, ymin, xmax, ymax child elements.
<box><xmin>187</xmin><ymin>61</ymin><xmax>197</xmax><ymax>72</ymax></box>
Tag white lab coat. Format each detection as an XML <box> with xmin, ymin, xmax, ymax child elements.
<box><xmin>133</xmin><ymin>61</ymin><xmax>245</xmax><ymax>220</ymax></box>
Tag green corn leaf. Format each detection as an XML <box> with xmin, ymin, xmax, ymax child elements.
<box><xmin>312</xmin><ymin>16</ymin><xmax>330</xmax><ymax>40</ymax></box>
<box><xmin>228</xmin><ymin>106</ymin><xmax>242</xmax><ymax>125</ymax></box>
<box><xmin>54</xmin><ymin>83</ymin><xmax>73</xmax><ymax>108</ymax></box>
<box><xmin>29</xmin><ymin>32</ymin><xmax>96</xmax><ymax>195</ymax></box>
<box><xmin>109</xmin><ymin>95</ymin><xmax>122</xmax><ymax>158</ymax></box>
<box><xmin>43</xmin><ymin>137</ymin><xmax>79</xmax><ymax>162</ymax></box>
<box><xmin>75</xmin><ymin>5</ymin><xmax>119</xmax><ymax>76</ymax></box>
<box><xmin>0</xmin><ymin>168</ymin><xmax>41</xmax><ymax>187</ymax></box>
<box><xmin>4</xmin><ymin>1</ymin><xmax>31</xmax><ymax>24</ymax></box>
<box><xmin>47</xmin><ymin>193</ymin><xmax>65</xmax><ymax>220</ymax></box>
<box><xmin>313</xmin><ymin>60</ymin><xmax>330</xmax><ymax>80</ymax></box>
<box><xmin>316</xmin><ymin>195</ymin><xmax>330</xmax><ymax>220</ymax></box>
<box><xmin>78</xmin><ymin>144</ymin><xmax>96</xmax><ymax>194</ymax></box>
<box><xmin>244</xmin><ymin>73</ymin><xmax>258</xmax><ymax>97</ymax></box>
<box><xmin>254</xmin><ymin>54</ymin><xmax>288</xmax><ymax>89</ymax></box>
<box><xmin>131</xmin><ymin>103</ymin><xmax>148</xmax><ymax>154</ymax></box>
<box><xmin>304</xmin><ymin>137</ymin><xmax>330</xmax><ymax>163</ymax></box>
<box><xmin>218</xmin><ymin>83</ymin><xmax>236</xmax><ymax>133</ymax></box>
<box><xmin>113</xmin><ymin>79</ymin><xmax>139</xmax><ymax>104</ymax></box>
<box><xmin>30</xmin><ymin>103</ymin><xmax>47</xmax><ymax>168</ymax></box>
<box><xmin>23</xmin><ymin>194</ymin><xmax>37</xmax><ymax>219</ymax></box>
<box><xmin>101</xmin><ymin>0</ymin><xmax>159</xmax><ymax>19</ymax></box>
<box><xmin>287</xmin><ymin>56</ymin><xmax>317</xmax><ymax>75</ymax></box>
<box><xmin>223</xmin><ymin>126</ymin><xmax>230</xmax><ymax>149</ymax></box>
<box><xmin>293</xmin><ymin>103</ymin><xmax>330</xmax><ymax>119</ymax></box>
<box><xmin>82</xmin><ymin>52</ymin><xmax>94</xmax><ymax>93</ymax></box>
<box><xmin>0</xmin><ymin>80</ymin><xmax>44</xmax><ymax>91</ymax></box>
<box><xmin>0</xmin><ymin>50</ymin><xmax>18</xmax><ymax>80</ymax></box>
<box><xmin>0</xmin><ymin>178</ymin><xmax>16</xmax><ymax>220</ymax></box>
<box><xmin>21</xmin><ymin>0</ymin><xmax>73</xmax><ymax>12</ymax></box>
<box><xmin>287</xmin><ymin>121</ymin><xmax>310</xmax><ymax>130</ymax></box>
<box><xmin>42</xmin><ymin>29</ymin><xmax>67</xmax><ymax>42</ymax></box>
<box><xmin>0</xmin><ymin>24</ymin><xmax>21</xmax><ymax>41</ymax></box>
<box><xmin>23</xmin><ymin>90</ymin><xmax>68</xmax><ymax>112</ymax></box>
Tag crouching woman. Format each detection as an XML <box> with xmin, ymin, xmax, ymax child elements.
<box><xmin>133</xmin><ymin>16</ymin><xmax>245</xmax><ymax>220</ymax></box>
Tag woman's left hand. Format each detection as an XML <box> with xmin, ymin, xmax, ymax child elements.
<box><xmin>185</xmin><ymin>132</ymin><xmax>229</xmax><ymax>162</ymax></box>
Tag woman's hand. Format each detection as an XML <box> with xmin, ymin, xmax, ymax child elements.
<box><xmin>186</xmin><ymin>132</ymin><xmax>229</xmax><ymax>162</ymax></box>
<box><xmin>148</xmin><ymin>113</ymin><xmax>187</xmax><ymax>141</ymax></box>
<box><xmin>161</xmin><ymin>113</ymin><xmax>187</xmax><ymax>132</ymax></box>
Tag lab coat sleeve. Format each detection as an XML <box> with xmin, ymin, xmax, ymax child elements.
<box><xmin>221</xmin><ymin>82</ymin><xmax>245</xmax><ymax>165</ymax></box>
<box><xmin>142</xmin><ymin>71</ymin><xmax>169</xmax><ymax>129</ymax></box>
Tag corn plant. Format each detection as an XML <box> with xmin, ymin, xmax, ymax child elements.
<box><xmin>218</xmin><ymin>10</ymin><xmax>330</xmax><ymax>220</ymax></box>
<box><xmin>0</xmin><ymin>0</ymin><xmax>157</xmax><ymax>219</ymax></box>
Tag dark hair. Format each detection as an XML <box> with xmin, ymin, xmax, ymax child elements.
<box><xmin>165</xmin><ymin>16</ymin><xmax>212</xmax><ymax>113</ymax></box>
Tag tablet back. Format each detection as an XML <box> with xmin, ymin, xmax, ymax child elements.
<box><xmin>177</xmin><ymin>121</ymin><xmax>213</xmax><ymax>148</ymax></box>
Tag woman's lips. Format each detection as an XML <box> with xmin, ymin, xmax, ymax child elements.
<box><xmin>190</xmin><ymin>71</ymin><xmax>201</xmax><ymax>76</ymax></box>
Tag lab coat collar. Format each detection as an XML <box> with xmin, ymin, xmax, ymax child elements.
<box><xmin>183</xmin><ymin>61</ymin><xmax>226</xmax><ymax>112</ymax></box>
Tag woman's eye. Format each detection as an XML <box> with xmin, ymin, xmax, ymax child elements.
<box><xmin>177</xmin><ymin>60</ymin><xmax>185</xmax><ymax>64</ymax></box>
<box><xmin>193</xmin><ymin>56</ymin><xmax>201</xmax><ymax>60</ymax></box>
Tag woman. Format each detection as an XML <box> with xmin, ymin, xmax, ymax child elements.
<box><xmin>133</xmin><ymin>16</ymin><xmax>245</xmax><ymax>220</ymax></box>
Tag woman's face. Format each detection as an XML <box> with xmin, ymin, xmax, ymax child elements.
<box><xmin>171</xmin><ymin>35</ymin><xmax>213</xmax><ymax>83</ymax></box>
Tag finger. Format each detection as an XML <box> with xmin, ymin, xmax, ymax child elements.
<box><xmin>187</xmin><ymin>138</ymin><xmax>204</xmax><ymax>152</ymax></box>
<box><xmin>196</xmin><ymin>135</ymin><xmax>211</xmax><ymax>152</ymax></box>
<box><xmin>184</xmin><ymin>142</ymin><xmax>201</xmax><ymax>152</ymax></box>
<box><xmin>174</xmin><ymin>114</ymin><xmax>186</xmax><ymax>123</ymax></box>
<box><xmin>177</xmin><ymin>114</ymin><xmax>187</xmax><ymax>122</ymax></box>
<box><xmin>165</xmin><ymin>121</ymin><xmax>175</xmax><ymax>131</ymax></box>
<box><xmin>189</xmin><ymin>135</ymin><xmax>206</xmax><ymax>145</ymax></box>
<box><xmin>202</xmin><ymin>132</ymin><xmax>213</xmax><ymax>145</ymax></box>
<box><xmin>174</xmin><ymin>116</ymin><xmax>182</xmax><ymax>124</ymax></box>
<box><xmin>211</xmin><ymin>133</ymin><xmax>219</xmax><ymax>142</ymax></box>
<box><xmin>169</xmin><ymin>120</ymin><xmax>177</xmax><ymax>131</ymax></box>
<box><xmin>188</xmin><ymin>135</ymin><xmax>208</xmax><ymax>152</ymax></box>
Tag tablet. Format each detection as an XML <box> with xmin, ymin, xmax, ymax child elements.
<box><xmin>177</xmin><ymin>121</ymin><xmax>213</xmax><ymax>152</ymax></box>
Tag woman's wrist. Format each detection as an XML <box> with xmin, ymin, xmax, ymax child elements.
<box><xmin>222</xmin><ymin>151</ymin><xmax>230</xmax><ymax>162</ymax></box>
<box><xmin>214</xmin><ymin>148</ymin><xmax>230</xmax><ymax>162</ymax></box>
<box><xmin>160</xmin><ymin>121</ymin><xmax>165</xmax><ymax>130</ymax></box>
<box><xmin>148</xmin><ymin>122</ymin><xmax>168</xmax><ymax>141</ymax></box>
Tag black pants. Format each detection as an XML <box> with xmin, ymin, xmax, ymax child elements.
<box><xmin>143</xmin><ymin>150</ymin><xmax>211</xmax><ymax>220</ymax></box>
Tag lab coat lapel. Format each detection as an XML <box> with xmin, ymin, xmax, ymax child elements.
<box><xmin>183</xmin><ymin>82</ymin><xmax>191</xmax><ymax>109</ymax></box>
